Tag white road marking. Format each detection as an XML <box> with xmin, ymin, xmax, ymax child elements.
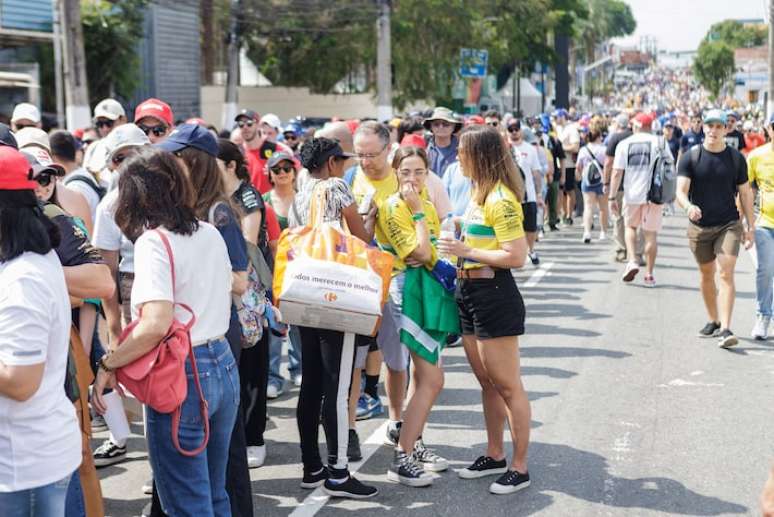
<box><xmin>289</xmin><ymin>420</ymin><xmax>389</xmax><ymax>517</ymax></box>
<box><xmin>523</xmin><ymin>262</ymin><xmax>554</xmax><ymax>288</ymax></box>
<box><xmin>657</xmin><ymin>378</ymin><xmax>724</xmax><ymax>388</ymax></box>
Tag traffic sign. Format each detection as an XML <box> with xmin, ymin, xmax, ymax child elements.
<box><xmin>459</xmin><ymin>48</ymin><xmax>488</xmax><ymax>78</ymax></box>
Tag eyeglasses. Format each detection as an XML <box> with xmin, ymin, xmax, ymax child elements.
<box><xmin>354</xmin><ymin>143</ymin><xmax>387</xmax><ymax>161</ymax></box>
<box><xmin>270</xmin><ymin>165</ymin><xmax>295</xmax><ymax>175</ymax></box>
<box><xmin>237</xmin><ymin>120</ymin><xmax>255</xmax><ymax>128</ymax></box>
<box><xmin>95</xmin><ymin>119</ymin><xmax>115</xmax><ymax>129</ymax></box>
<box><xmin>138</xmin><ymin>124</ymin><xmax>168</xmax><ymax>137</ymax></box>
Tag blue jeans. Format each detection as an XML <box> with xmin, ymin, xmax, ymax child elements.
<box><xmin>268</xmin><ymin>325</ymin><xmax>302</xmax><ymax>387</ymax></box>
<box><xmin>146</xmin><ymin>338</ymin><xmax>239</xmax><ymax>517</ymax></box>
<box><xmin>755</xmin><ymin>226</ymin><xmax>774</xmax><ymax>318</ymax></box>
<box><xmin>64</xmin><ymin>470</ymin><xmax>83</xmax><ymax>517</ymax></box>
<box><xmin>0</xmin><ymin>475</ymin><xmax>71</xmax><ymax>517</ymax></box>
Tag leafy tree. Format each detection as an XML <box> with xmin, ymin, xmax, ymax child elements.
<box><xmin>81</xmin><ymin>0</ymin><xmax>148</xmax><ymax>104</ymax></box>
<box><xmin>576</xmin><ymin>0</ymin><xmax>636</xmax><ymax>63</ymax></box>
<box><xmin>693</xmin><ymin>40</ymin><xmax>735</xmax><ymax>99</ymax></box>
<box><xmin>705</xmin><ymin>19</ymin><xmax>767</xmax><ymax>49</ymax></box>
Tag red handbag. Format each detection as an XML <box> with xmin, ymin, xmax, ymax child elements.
<box><xmin>115</xmin><ymin>229</ymin><xmax>210</xmax><ymax>456</ymax></box>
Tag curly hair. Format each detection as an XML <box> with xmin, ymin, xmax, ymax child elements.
<box><xmin>299</xmin><ymin>137</ymin><xmax>340</xmax><ymax>173</ymax></box>
<box><xmin>114</xmin><ymin>147</ymin><xmax>198</xmax><ymax>242</ymax></box>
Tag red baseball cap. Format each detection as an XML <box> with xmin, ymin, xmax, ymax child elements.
<box><xmin>400</xmin><ymin>133</ymin><xmax>427</xmax><ymax>149</ymax></box>
<box><xmin>185</xmin><ymin>117</ymin><xmax>207</xmax><ymax>126</ymax></box>
<box><xmin>0</xmin><ymin>146</ymin><xmax>36</xmax><ymax>191</ymax></box>
<box><xmin>134</xmin><ymin>98</ymin><xmax>173</xmax><ymax>127</ymax></box>
<box><xmin>634</xmin><ymin>112</ymin><xmax>654</xmax><ymax>127</ymax></box>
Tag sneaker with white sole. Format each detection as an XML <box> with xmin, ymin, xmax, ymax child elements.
<box><xmin>291</xmin><ymin>373</ymin><xmax>303</xmax><ymax>387</ymax></box>
<box><xmin>528</xmin><ymin>251</ymin><xmax>540</xmax><ymax>265</ymax></box>
<box><xmin>717</xmin><ymin>329</ymin><xmax>739</xmax><ymax>349</ymax></box>
<box><xmin>622</xmin><ymin>262</ymin><xmax>639</xmax><ymax>282</ymax></box>
<box><xmin>751</xmin><ymin>316</ymin><xmax>770</xmax><ymax>341</ymax></box>
<box><xmin>698</xmin><ymin>321</ymin><xmax>721</xmax><ymax>338</ymax></box>
<box><xmin>384</xmin><ymin>421</ymin><xmax>401</xmax><ymax>446</ymax></box>
<box><xmin>643</xmin><ymin>274</ymin><xmax>656</xmax><ymax>288</ymax></box>
<box><xmin>93</xmin><ymin>439</ymin><xmax>127</xmax><ymax>467</ymax></box>
<box><xmin>324</xmin><ymin>467</ymin><xmax>378</xmax><ymax>499</ymax></box>
<box><xmin>457</xmin><ymin>455</ymin><xmax>508</xmax><ymax>479</ymax></box>
<box><xmin>142</xmin><ymin>479</ymin><xmax>153</xmax><ymax>495</ymax></box>
<box><xmin>387</xmin><ymin>449</ymin><xmax>433</xmax><ymax>487</ymax></box>
<box><xmin>247</xmin><ymin>445</ymin><xmax>266</xmax><ymax>468</ymax></box>
<box><xmin>266</xmin><ymin>382</ymin><xmax>283</xmax><ymax>399</ymax></box>
<box><xmin>489</xmin><ymin>469</ymin><xmax>531</xmax><ymax>495</ymax></box>
<box><xmin>301</xmin><ymin>467</ymin><xmax>328</xmax><ymax>489</ymax></box>
<box><xmin>598</xmin><ymin>231</ymin><xmax>607</xmax><ymax>241</ymax></box>
<box><xmin>582</xmin><ymin>232</ymin><xmax>591</xmax><ymax>244</ymax></box>
<box><xmin>413</xmin><ymin>438</ymin><xmax>448</xmax><ymax>472</ymax></box>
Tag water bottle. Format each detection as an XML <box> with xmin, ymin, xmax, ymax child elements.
<box><xmin>440</xmin><ymin>213</ymin><xmax>456</xmax><ymax>261</ymax></box>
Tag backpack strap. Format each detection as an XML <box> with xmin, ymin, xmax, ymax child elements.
<box><xmin>64</xmin><ymin>174</ymin><xmax>105</xmax><ymax>199</ymax></box>
<box><xmin>153</xmin><ymin>229</ymin><xmax>209</xmax><ymax>457</ymax></box>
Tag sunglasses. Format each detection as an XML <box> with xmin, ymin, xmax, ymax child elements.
<box><xmin>431</xmin><ymin>120</ymin><xmax>453</xmax><ymax>128</ymax></box>
<box><xmin>15</xmin><ymin>123</ymin><xmax>37</xmax><ymax>130</ymax></box>
<box><xmin>270</xmin><ymin>165</ymin><xmax>295</xmax><ymax>175</ymax></box>
<box><xmin>95</xmin><ymin>119</ymin><xmax>115</xmax><ymax>129</ymax></box>
<box><xmin>508</xmin><ymin>126</ymin><xmax>521</xmax><ymax>133</ymax></box>
<box><xmin>237</xmin><ymin>120</ymin><xmax>255</xmax><ymax>128</ymax></box>
<box><xmin>35</xmin><ymin>173</ymin><xmax>53</xmax><ymax>187</ymax></box>
<box><xmin>487</xmin><ymin>121</ymin><xmax>499</xmax><ymax>127</ymax></box>
<box><xmin>138</xmin><ymin>124</ymin><xmax>168</xmax><ymax>137</ymax></box>
<box><xmin>284</xmin><ymin>134</ymin><xmax>298</xmax><ymax>140</ymax></box>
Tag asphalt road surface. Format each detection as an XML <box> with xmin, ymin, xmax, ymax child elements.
<box><xmin>98</xmin><ymin>214</ymin><xmax>774</xmax><ymax>517</ymax></box>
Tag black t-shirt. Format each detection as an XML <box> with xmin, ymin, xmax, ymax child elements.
<box><xmin>43</xmin><ymin>203</ymin><xmax>104</xmax><ymax>267</ymax></box>
<box><xmin>666</xmin><ymin>136</ymin><xmax>680</xmax><ymax>161</ymax></box>
<box><xmin>605</xmin><ymin>129</ymin><xmax>633</xmax><ymax>158</ymax></box>
<box><xmin>680</xmin><ymin>130</ymin><xmax>704</xmax><ymax>153</ymax></box>
<box><xmin>724</xmin><ymin>129</ymin><xmax>746</xmax><ymax>152</ymax></box>
<box><xmin>547</xmin><ymin>136</ymin><xmax>565</xmax><ymax>182</ymax></box>
<box><xmin>677</xmin><ymin>146</ymin><xmax>748</xmax><ymax>227</ymax></box>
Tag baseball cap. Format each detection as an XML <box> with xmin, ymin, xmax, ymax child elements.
<box><xmin>103</xmin><ymin>124</ymin><xmax>151</xmax><ymax>159</ymax></box>
<box><xmin>93</xmin><ymin>98</ymin><xmax>126</xmax><ymax>120</ymax></box>
<box><xmin>235</xmin><ymin>109</ymin><xmax>259</xmax><ymax>122</ymax></box>
<box><xmin>282</xmin><ymin>123</ymin><xmax>300</xmax><ymax>136</ymax></box>
<box><xmin>21</xmin><ymin>147</ymin><xmax>66</xmax><ymax>178</ymax></box>
<box><xmin>552</xmin><ymin>108</ymin><xmax>569</xmax><ymax>119</ymax></box>
<box><xmin>725</xmin><ymin>110</ymin><xmax>739</xmax><ymax>120</ymax></box>
<box><xmin>633</xmin><ymin>112</ymin><xmax>654</xmax><ymax>127</ymax></box>
<box><xmin>0</xmin><ymin>146</ymin><xmax>36</xmax><ymax>191</ymax></box>
<box><xmin>615</xmin><ymin>113</ymin><xmax>630</xmax><ymax>128</ymax></box>
<box><xmin>266</xmin><ymin>152</ymin><xmax>297</xmax><ymax>170</ymax></box>
<box><xmin>11</xmin><ymin>102</ymin><xmax>41</xmax><ymax>124</ymax></box>
<box><xmin>156</xmin><ymin>123</ymin><xmax>218</xmax><ymax>157</ymax></box>
<box><xmin>400</xmin><ymin>133</ymin><xmax>427</xmax><ymax>149</ymax></box>
<box><xmin>15</xmin><ymin>127</ymin><xmax>51</xmax><ymax>152</ymax></box>
<box><xmin>185</xmin><ymin>117</ymin><xmax>207</xmax><ymax>126</ymax></box>
<box><xmin>134</xmin><ymin>98</ymin><xmax>173</xmax><ymax>127</ymax></box>
<box><xmin>0</xmin><ymin>123</ymin><xmax>18</xmax><ymax>149</ymax></box>
<box><xmin>703</xmin><ymin>109</ymin><xmax>727</xmax><ymax>125</ymax></box>
<box><xmin>260</xmin><ymin>114</ymin><xmax>282</xmax><ymax>132</ymax></box>
<box><xmin>507</xmin><ymin>119</ymin><xmax>522</xmax><ymax>130</ymax></box>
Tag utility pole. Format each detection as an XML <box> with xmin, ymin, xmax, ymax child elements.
<box><xmin>768</xmin><ymin>0</ymin><xmax>774</xmax><ymax>118</ymax></box>
<box><xmin>60</xmin><ymin>0</ymin><xmax>91</xmax><ymax>129</ymax></box>
<box><xmin>555</xmin><ymin>32</ymin><xmax>570</xmax><ymax>109</ymax></box>
<box><xmin>375</xmin><ymin>0</ymin><xmax>393</xmax><ymax>121</ymax></box>
<box><xmin>52</xmin><ymin>0</ymin><xmax>65</xmax><ymax>129</ymax></box>
<box><xmin>223</xmin><ymin>0</ymin><xmax>241</xmax><ymax>130</ymax></box>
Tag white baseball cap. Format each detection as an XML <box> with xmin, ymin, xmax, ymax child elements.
<box><xmin>11</xmin><ymin>103</ymin><xmax>41</xmax><ymax>124</ymax></box>
<box><xmin>103</xmin><ymin>123</ymin><xmax>150</xmax><ymax>159</ymax></box>
<box><xmin>260</xmin><ymin>113</ymin><xmax>282</xmax><ymax>132</ymax></box>
<box><xmin>94</xmin><ymin>98</ymin><xmax>126</xmax><ymax>121</ymax></box>
<box><xmin>15</xmin><ymin>127</ymin><xmax>51</xmax><ymax>152</ymax></box>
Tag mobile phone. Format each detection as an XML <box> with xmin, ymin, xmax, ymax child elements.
<box><xmin>358</xmin><ymin>188</ymin><xmax>376</xmax><ymax>215</ymax></box>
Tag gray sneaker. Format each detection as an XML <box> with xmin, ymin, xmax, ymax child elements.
<box><xmin>751</xmin><ymin>316</ymin><xmax>770</xmax><ymax>341</ymax></box>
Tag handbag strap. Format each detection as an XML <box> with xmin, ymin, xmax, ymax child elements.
<box><xmin>153</xmin><ymin>229</ymin><xmax>210</xmax><ymax>456</ymax></box>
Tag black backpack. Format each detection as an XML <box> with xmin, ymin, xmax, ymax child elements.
<box><xmin>646</xmin><ymin>137</ymin><xmax>676</xmax><ymax>205</ymax></box>
<box><xmin>64</xmin><ymin>174</ymin><xmax>106</xmax><ymax>200</ymax></box>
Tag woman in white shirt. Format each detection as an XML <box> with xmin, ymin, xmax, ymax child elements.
<box><xmin>92</xmin><ymin>148</ymin><xmax>237</xmax><ymax>517</ymax></box>
<box><xmin>0</xmin><ymin>146</ymin><xmax>81</xmax><ymax>516</ymax></box>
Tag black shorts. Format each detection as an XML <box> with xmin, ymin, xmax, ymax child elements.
<box><xmin>455</xmin><ymin>269</ymin><xmax>525</xmax><ymax>339</ymax></box>
<box><xmin>521</xmin><ymin>202</ymin><xmax>537</xmax><ymax>233</ymax></box>
<box><xmin>563</xmin><ymin>168</ymin><xmax>576</xmax><ymax>191</ymax></box>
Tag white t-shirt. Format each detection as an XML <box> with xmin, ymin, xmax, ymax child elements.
<box><xmin>511</xmin><ymin>141</ymin><xmax>539</xmax><ymax>203</ymax></box>
<box><xmin>558</xmin><ymin>123</ymin><xmax>580</xmax><ymax>168</ymax></box>
<box><xmin>62</xmin><ymin>167</ymin><xmax>101</xmax><ymax>222</ymax></box>
<box><xmin>92</xmin><ymin>189</ymin><xmax>134</xmax><ymax>273</ymax></box>
<box><xmin>0</xmin><ymin>251</ymin><xmax>81</xmax><ymax>491</ymax></box>
<box><xmin>131</xmin><ymin>224</ymin><xmax>232</xmax><ymax>344</ymax></box>
<box><xmin>613</xmin><ymin>132</ymin><xmax>672</xmax><ymax>205</ymax></box>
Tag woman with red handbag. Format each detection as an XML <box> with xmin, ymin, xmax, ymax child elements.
<box><xmin>92</xmin><ymin>147</ymin><xmax>238</xmax><ymax>517</ymax></box>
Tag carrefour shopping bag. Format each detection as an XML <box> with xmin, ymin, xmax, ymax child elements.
<box><xmin>273</xmin><ymin>185</ymin><xmax>393</xmax><ymax>336</ymax></box>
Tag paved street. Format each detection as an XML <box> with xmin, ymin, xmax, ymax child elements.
<box><xmin>98</xmin><ymin>214</ymin><xmax>774</xmax><ymax>517</ymax></box>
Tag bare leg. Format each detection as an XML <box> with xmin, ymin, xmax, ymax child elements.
<box><xmin>397</xmin><ymin>352</ymin><xmax>444</xmax><ymax>453</ymax></box>
<box><xmin>385</xmin><ymin>367</ymin><xmax>407</xmax><ymax>422</ymax></box>
<box><xmin>597</xmin><ymin>193</ymin><xmax>610</xmax><ymax>230</ymax></box>
<box><xmin>582</xmin><ymin>192</ymin><xmax>595</xmax><ymax>234</ymax></box>
<box><xmin>643</xmin><ymin>230</ymin><xmax>658</xmax><ymax>275</ymax></box>
<box><xmin>525</xmin><ymin>231</ymin><xmax>536</xmax><ymax>253</ymax></box>
<box><xmin>624</xmin><ymin>225</ymin><xmax>639</xmax><ymax>262</ymax></box>
<box><xmin>716</xmin><ymin>254</ymin><xmax>738</xmax><ymax>330</ymax></box>
<box><xmin>699</xmin><ymin>260</ymin><xmax>719</xmax><ymax>323</ymax></box>
<box><xmin>462</xmin><ymin>335</ymin><xmax>506</xmax><ymax>460</ymax></box>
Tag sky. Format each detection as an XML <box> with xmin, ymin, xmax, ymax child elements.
<box><xmin>613</xmin><ymin>0</ymin><xmax>768</xmax><ymax>52</ymax></box>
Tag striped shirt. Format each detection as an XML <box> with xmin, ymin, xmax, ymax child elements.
<box><xmin>461</xmin><ymin>182</ymin><xmax>524</xmax><ymax>269</ymax></box>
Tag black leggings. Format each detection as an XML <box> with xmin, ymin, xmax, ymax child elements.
<box><xmin>240</xmin><ymin>332</ymin><xmax>270</xmax><ymax>447</ymax></box>
<box><xmin>296</xmin><ymin>327</ymin><xmax>356</xmax><ymax>472</ymax></box>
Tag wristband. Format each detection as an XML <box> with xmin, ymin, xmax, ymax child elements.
<box><xmin>98</xmin><ymin>354</ymin><xmax>114</xmax><ymax>373</ymax></box>
<box><xmin>412</xmin><ymin>212</ymin><xmax>426</xmax><ymax>222</ymax></box>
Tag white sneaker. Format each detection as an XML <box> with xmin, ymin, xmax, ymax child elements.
<box><xmin>622</xmin><ymin>262</ymin><xmax>639</xmax><ymax>283</ymax></box>
<box><xmin>598</xmin><ymin>231</ymin><xmax>607</xmax><ymax>241</ymax></box>
<box><xmin>142</xmin><ymin>479</ymin><xmax>153</xmax><ymax>495</ymax></box>
<box><xmin>247</xmin><ymin>445</ymin><xmax>266</xmax><ymax>469</ymax></box>
<box><xmin>751</xmin><ymin>316</ymin><xmax>770</xmax><ymax>340</ymax></box>
<box><xmin>582</xmin><ymin>232</ymin><xmax>591</xmax><ymax>244</ymax></box>
<box><xmin>267</xmin><ymin>383</ymin><xmax>283</xmax><ymax>399</ymax></box>
<box><xmin>292</xmin><ymin>373</ymin><xmax>303</xmax><ymax>387</ymax></box>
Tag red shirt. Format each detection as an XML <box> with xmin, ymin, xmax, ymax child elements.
<box><xmin>744</xmin><ymin>133</ymin><xmax>765</xmax><ymax>155</ymax></box>
<box><xmin>244</xmin><ymin>140</ymin><xmax>294</xmax><ymax>194</ymax></box>
<box><xmin>264</xmin><ymin>204</ymin><xmax>281</xmax><ymax>243</ymax></box>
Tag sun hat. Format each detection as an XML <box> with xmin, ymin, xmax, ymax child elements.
<box><xmin>423</xmin><ymin>107</ymin><xmax>462</xmax><ymax>131</ymax></box>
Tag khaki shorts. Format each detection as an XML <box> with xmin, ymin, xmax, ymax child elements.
<box><xmin>623</xmin><ymin>203</ymin><xmax>663</xmax><ymax>233</ymax></box>
<box><xmin>687</xmin><ymin>220</ymin><xmax>743</xmax><ymax>264</ymax></box>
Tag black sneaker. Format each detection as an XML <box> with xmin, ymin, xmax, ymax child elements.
<box><xmin>413</xmin><ymin>438</ymin><xmax>448</xmax><ymax>472</ymax></box>
<box><xmin>717</xmin><ymin>329</ymin><xmax>739</xmax><ymax>349</ymax></box>
<box><xmin>387</xmin><ymin>449</ymin><xmax>432</xmax><ymax>487</ymax></box>
<box><xmin>300</xmin><ymin>467</ymin><xmax>328</xmax><ymax>489</ymax></box>
<box><xmin>489</xmin><ymin>469</ymin><xmax>531</xmax><ymax>495</ymax></box>
<box><xmin>384</xmin><ymin>421</ymin><xmax>401</xmax><ymax>446</ymax></box>
<box><xmin>93</xmin><ymin>439</ymin><xmax>127</xmax><ymax>467</ymax></box>
<box><xmin>457</xmin><ymin>455</ymin><xmax>507</xmax><ymax>479</ymax></box>
<box><xmin>549</xmin><ymin>223</ymin><xmax>559</xmax><ymax>231</ymax></box>
<box><xmin>348</xmin><ymin>429</ymin><xmax>362</xmax><ymax>462</ymax></box>
<box><xmin>323</xmin><ymin>468</ymin><xmax>378</xmax><ymax>499</ymax></box>
<box><xmin>528</xmin><ymin>251</ymin><xmax>540</xmax><ymax>265</ymax></box>
<box><xmin>698</xmin><ymin>321</ymin><xmax>721</xmax><ymax>338</ymax></box>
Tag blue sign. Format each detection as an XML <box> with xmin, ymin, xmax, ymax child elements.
<box><xmin>460</xmin><ymin>48</ymin><xmax>488</xmax><ymax>78</ymax></box>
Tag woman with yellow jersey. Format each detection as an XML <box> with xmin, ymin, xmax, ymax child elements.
<box><xmin>438</xmin><ymin>125</ymin><xmax>532</xmax><ymax>495</ymax></box>
<box><xmin>377</xmin><ymin>146</ymin><xmax>454</xmax><ymax>487</ymax></box>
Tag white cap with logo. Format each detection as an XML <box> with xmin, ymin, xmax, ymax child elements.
<box><xmin>15</xmin><ymin>127</ymin><xmax>51</xmax><ymax>152</ymax></box>
<box><xmin>260</xmin><ymin>113</ymin><xmax>282</xmax><ymax>132</ymax></box>
<box><xmin>94</xmin><ymin>98</ymin><xmax>126</xmax><ymax>121</ymax></box>
<box><xmin>103</xmin><ymin>123</ymin><xmax>150</xmax><ymax>159</ymax></box>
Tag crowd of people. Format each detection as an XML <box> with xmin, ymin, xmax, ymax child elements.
<box><xmin>0</xmin><ymin>77</ymin><xmax>773</xmax><ymax>516</ymax></box>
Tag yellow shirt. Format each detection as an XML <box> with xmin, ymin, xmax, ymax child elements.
<box><xmin>351</xmin><ymin>167</ymin><xmax>399</xmax><ymax>244</ymax></box>
<box><xmin>461</xmin><ymin>182</ymin><xmax>525</xmax><ymax>269</ymax></box>
<box><xmin>747</xmin><ymin>144</ymin><xmax>774</xmax><ymax>228</ymax></box>
<box><xmin>377</xmin><ymin>192</ymin><xmax>440</xmax><ymax>274</ymax></box>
